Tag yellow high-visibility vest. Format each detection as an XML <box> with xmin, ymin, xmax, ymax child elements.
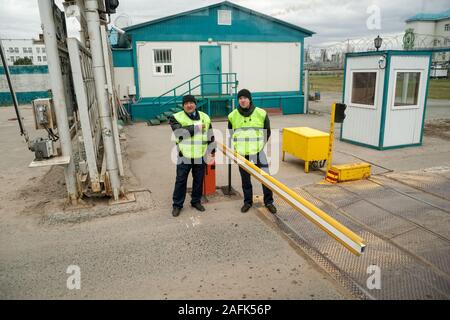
<box><xmin>173</xmin><ymin>111</ymin><xmax>211</xmax><ymax>159</ymax></box>
<box><xmin>228</xmin><ymin>107</ymin><xmax>266</xmax><ymax>156</ymax></box>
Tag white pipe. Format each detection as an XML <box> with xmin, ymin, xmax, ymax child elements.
<box><xmin>37</xmin><ymin>0</ymin><xmax>79</xmax><ymax>203</ymax></box>
<box><xmin>110</xmin><ymin>24</ymin><xmax>125</xmax><ymax>35</ymax></box>
<box><xmin>304</xmin><ymin>69</ymin><xmax>309</xmax><ymax>114</ymax></box>
<box><xmin>85</xmin><ymin>0</ymin><xmax>121</xmax><ymax>200</ymax></box>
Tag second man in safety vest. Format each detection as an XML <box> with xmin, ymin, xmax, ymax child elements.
<box><xmin>228</xmin><ymin>89</ymin><xmax>277</xmax><ymax>214</ymax></box>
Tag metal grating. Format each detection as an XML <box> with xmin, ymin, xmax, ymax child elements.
<box><xmin>385</xmin><ymin>171</ymin><xmax>450</xmax><ymax>201</ymax></box>
<box><xmin>270</xmin><ymin>181</ymin><xmax>450</xmax><ymax>299</ymax></box>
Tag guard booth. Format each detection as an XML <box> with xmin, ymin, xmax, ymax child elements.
<box><xmin>341</xmin><ymin>50</ymin><xmax>431</xmax><ymax>150</ymax></box>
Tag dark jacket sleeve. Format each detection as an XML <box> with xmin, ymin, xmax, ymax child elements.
<box><xmin>168</xmin><ymin>115</ymin><xmax>196</xmax><ymax>139</ymax></box>
<box><xmin>207</xmin><ymin>123</ymin><xmax>216</xmax><ymax>154</ymax></box>
<box><xmin>264</xmin><ymin>114</ymin><xmax>271</xmax><ymax>141</ymax></box>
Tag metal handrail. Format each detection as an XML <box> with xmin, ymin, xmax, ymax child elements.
<box><xmin>148</xmin><ymin>73</ymin><xmax>238</xmax><ymax>110</ymax></box>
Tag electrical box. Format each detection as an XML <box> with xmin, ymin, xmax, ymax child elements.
<box><xmin>282</xmin><ymin>127</ymin><xmax>329</xmax><ymax>173</ymax></box>
<box><xmin>32</xmin><ymin>98</ymin><xmax>56</xmax><ymax>130</ymax></box>
<box><xmin>29</xmin><ymin>138</ymin><xmax>55</xmax><ymax>161</ymax></box>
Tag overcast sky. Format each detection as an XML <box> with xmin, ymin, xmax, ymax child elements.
<box><xmin>0</xmin><ymin>0</ymin><xmax>449</xmax><ymax>47</ymax></box>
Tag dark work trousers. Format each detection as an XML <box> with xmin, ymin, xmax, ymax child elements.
<box><xmin>238</xmin><ymin>151</ymin><xmax>274</xmax><ymax>206</ymax></box>
<box><xmin>172</xmin><ymin>158</ymin><xmax>205</xmax><ymax>209</ymax></box>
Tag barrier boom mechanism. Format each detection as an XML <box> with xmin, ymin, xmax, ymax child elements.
<box><xmin>218</xmin><ymin>142</ymin><xmax>366</xmax><ymax>256</ymax></box>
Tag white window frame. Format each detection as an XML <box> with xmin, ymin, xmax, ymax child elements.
<box><xmin>391</xmin><ymin>69</ymin><xmax>422</xmax><ymax>110</ymax></box>
<box><xmin>218</xmin><ymin>10</ymin><xmax>232</xmax><ymax>25</ymax></box>
<box><xmin>152</xmin><ymin>48</ymin><xmax>173</xmax><ymax>76</ymax></box>
<box><xmin>348</xmin><ymin>69</ymin><xmax>379</xmax><ymax>110</ymax></box>
<box><xmin>445</xmin><ymin>24</ymin><xmax>450</xmax><ymax>31</ymax></box>
<box><xmin>37</xmin><ymin>56</ymin><xmax>42</xmax><ymax>62</ymax></box>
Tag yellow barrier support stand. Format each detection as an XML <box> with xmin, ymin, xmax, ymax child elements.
<box><xmin>327</xmin><ymin>103</ymin><xmax>336</xmax><ymax>172</ymax></box>
<box><xmin>325</xmin><ymin>103</ymin><xmax>371</xmax><ymax>183</ymax></box>
<box><xmin>218</xmin><ymin>142</ymin><xmax>366</xmax><ymax>256</ymax></box>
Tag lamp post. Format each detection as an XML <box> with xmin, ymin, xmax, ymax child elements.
<box><xmin>374</xmin><ymin>35</ymin><xmax>382</xmax><ymax>51</ymax></box>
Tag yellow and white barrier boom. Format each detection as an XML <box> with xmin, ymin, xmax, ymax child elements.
<box><xmin>218</xmin><ymin>142</ymin><xmax>366</xmax><ymax>256</ymax></box>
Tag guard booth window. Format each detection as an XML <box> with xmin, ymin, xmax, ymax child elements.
<box><xmin>394</xmin><ymin>72</ymin><xmax>420</xmax><ymax>107</ymax></box>
<box><xmin>351</xmin><ymin>72</ymin><xmax>377</xmax><ymax>106</ymax></box>
<box><xmin>153</xmin><ymin>49</ymin><xmax>173</xmax><ymax>75</ymax></box>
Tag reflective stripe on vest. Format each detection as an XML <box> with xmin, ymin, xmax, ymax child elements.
<box><xmin>174</xmin><ymin>111</ymin><xmax>211</xmax><ymax>159</ymax></box>
<box><xmin>228</xmin><ymin>107</ymin><xmax>267</xmax><ymax>155</ymax></box>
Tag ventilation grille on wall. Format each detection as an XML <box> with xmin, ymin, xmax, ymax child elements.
<box><xmin>218</xmin><ymin>10</ymin><xmax>232</xmax><ymax>25</ymax></box>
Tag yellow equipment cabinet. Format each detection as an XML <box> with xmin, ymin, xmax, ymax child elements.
<box><xmin>282</xmin><ymin>127</ymin><xmax>329</xmax><ymax>173</ymax></box>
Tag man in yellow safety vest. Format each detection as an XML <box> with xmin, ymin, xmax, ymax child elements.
<box><xmin>169</xmin><ymin>95</ymin><xmax>215</xmax><ymax>217</ymax></box>
<box><xmin>228</xmin><ymin>89</ymin><xmax>277</xmax><ymax>214</ymax></box>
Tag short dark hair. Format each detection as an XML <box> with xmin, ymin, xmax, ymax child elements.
<box><xmin>182</xmin><ymin>94</ymin><xmax>196</xmax><ymax>105</ymax></box>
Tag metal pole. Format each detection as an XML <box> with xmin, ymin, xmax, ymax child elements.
<box><xmin>0</xmin><ymin>40</ymin><xmax>28</xmax><ymax>141</ymax></box>
<box><xmin>75</xmin><ymin>0</ymin><xmax>87</xmax><ymax>47</ymax></box>
<box><xmin>100</xmin><ymin>25</ymin><xmax>124</xmax><ymax>176</ymax></box>
<box><xmin>304</xmin><ymin>69</ymin><xmax>309</xmax><ymax>114</ymax></box>
<box><xmin>227</xmin><ymin>80</ymin><xmax>236</xmax><ymax>195</ymax></box>
<box><xmin>85</xmin><ymin>0</ymin><xmax>121</xmax><ymax>200</ymax></box>
<box><xmin>37</xmin><ymin>0</ymin><xmax>79</xmax><ymax>203</ymax></box>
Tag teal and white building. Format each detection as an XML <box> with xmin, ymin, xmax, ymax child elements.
<box><xmin>111</xmin><ymin>1</ymin><xmax>314</xmax><ymax>121</ymax></box>
<box><xmin>341</xmin><ymin>50</ymin><xmax>432</xmax><ymax>150</ymax></box>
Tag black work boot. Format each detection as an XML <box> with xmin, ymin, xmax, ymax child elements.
<box><xmin>265</xmin><ymin>203</ymin><xmax>277</xmax><ymax>214</ymax></box>
<box><xmin>191</xmin><ymin>203</ymin><xmax>205</xmax><ymax>212</ymax></box>
<box><xmin>172</xmin><ymin>207</ymin><xmax>181</xmax><ymax>217</ymax></box>
<box><xmin>241</xmin><ymin>203</ymin><xmax>252</xmax><ymax>213</ymax></box>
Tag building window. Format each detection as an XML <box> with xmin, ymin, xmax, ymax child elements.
<box><xmin>153</xmin><ymin>49</ymin><xmax>173</xmax><ymax>75</ymax></box>
<box><xmin>351</xmin><ymin>72</ymin><xmax>377</xmax><ymax>106</ymax></box>
<box><xmin>23</xmin><ymin>47</ymin><xmax>27</xmax><ymax>53</ymax></box>
<box><xmin>218</xmin><ymin>10</ymin><xmax>232</xmax><ymax>25</ymax></box>
<box><xmin>445</xmin><ymin>24</ymin><xmax>450</xmax><ymax>31</ymax></box>
<box><xmin>14</xmin><ymin>47</ymin><xmax>19</xmax><ymax>53</ymax></box>
<box><xmin>42</xmin><ymin>47</ymin><xmax>46</xmax><ymax>53</ymax></box>
<box><xmin>9</xmin><ymin>47</ymin><xmax>14</xmax><ymax>53</ymax></box>
<box><xmin>38</xmin><ymin>56</ymin><xmax>42</xmax><ymax>62</ymax></box>
<box><xmin>37</xmin><ymin>47</ymin><xmax>40</xmax><ymax>53</ymax></box>
<box><xmin>43</xmin><ymin>56</ymin><xmax>47</xmax><ymax>62</ymax></box>
<box><xmin>393</xmin><ymin>72</ymin><xmax>421</xmax><ymax>107</ymax></box>
<box><xmin>10</xmin><ymin>56</ymin><xmax>14</xmax><ymax>62</ymax></box>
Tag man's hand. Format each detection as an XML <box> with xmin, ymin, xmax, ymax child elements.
<box><xmin>206</xmin><ymin>152</ymin><xmax>215</xmax><ymax>165</ymax></box>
